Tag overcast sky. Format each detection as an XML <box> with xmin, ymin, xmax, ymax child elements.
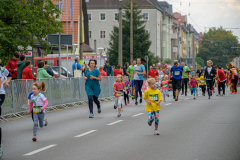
<box><xmin>163</xmin><ymin>0</ymin><xmax>240</xmax><ymax>41</ymax></box>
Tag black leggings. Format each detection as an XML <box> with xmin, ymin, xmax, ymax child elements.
<box><xmin>0</xmin><ymin>94</ymin><xmax>6</xmax><ymax>116</ymax></box>
<box><xmin>182</xmin><ymin>78</ymin><xmax>189</xmax><ymax>93</ymax></box>
<box><xmin>218</xmin><ymin>81</ymin><xmax>226</xmax><ymax>95</ymax></box>
<box><xmin>0</xmin><ymin>127</ymin><xmax>1</xmax><ymax>145</ymax></box>
<box><xmin>124</xmin><ymin>91</ymin><xmax>129</xmax><ymax>103</ymax></box>
<box><xmin>206</xmin><ymin>80</ymin><xmax>213</xmax><ymax>96</ymax></box>
<box><xmin>88</xmin><ymin>95</ymin><xmax>101</xmax><ymax>114</ymax></box>
<box><xmin>201</xmin><ymin>85</ymin><xmax>206</xmax><ymax>95</ymax></box>
<box><xmin>134</xmin><ymin>80</ymin><xmax>143</xmax><ymax>100</ymax></box>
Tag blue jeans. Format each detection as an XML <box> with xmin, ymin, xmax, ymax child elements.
<box><xmin>191</xmin><ymin>87</ymin><xmax>196</xmax><ymax>96</ymax></box>
<box><xmin>33</xmin><ymin>113</ymin><xmax>44</xmax><ymax>136</ymax></box>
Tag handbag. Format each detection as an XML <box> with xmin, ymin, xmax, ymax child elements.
<box><xmin>74</xmin><ymin>63</ymin><xmax>82</xmax><ymax>77</ymax></box>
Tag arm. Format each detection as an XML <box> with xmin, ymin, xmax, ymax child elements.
<box><xmin>43</xmin><ymin>70</ymin><xmax>52</xmax><ymax>78</ymax></box>
<box><xmin>27</xmin><ymin>99</ymin><xmax>31</xmax><ymax>109</ymax></box>
<box><xmin>41</xmin><ymin>100</ymin><xmax>48</xmax><ymax>110</ymax></box>
<box><xmin>29</xmin><ymin>102</ymin><xmax>33</xmax><ymax>113</ymax></box>
<box><xmin>109</xmin><ymin>66</ymin><xmax>112</xmax><ymax>76</ymax></box>
<box><xmin>29</xmin><ymin>69</ymin><xmax>37</xmax><ymax>80</ymax></box>
<box><xmin>113</xmin><ymin>86</ymin><xmax>117</xmax><ymax>93</ymax></box>
<box><xmin>169</xmin><ymin>72</ymin><xmax>172</xmax><ymax>81</ymax></box>
<box><xmin>144</xmin><ymin>98</ymin><xmax>151</xmax><ymax>105</ymax></box>
<box><xmin>138</xmin><ymin>70</ymin><xmax>146</xmax><ymax>75</ymax></box>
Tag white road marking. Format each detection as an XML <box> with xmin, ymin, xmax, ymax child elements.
<box><xmin>165</xmin><ymin>103</ymin><xmax>171</xmax><ymax>106</ymax></box>
<box><xmin>132</xmin><ymin>113</ymin><xmax>144</xmax><ymax>117</ymax></box>
<box><xmin>107</xmin><ymin>120</ymin><xmax>123</xmax><ymax>126</ymax></box>
<box><xmin>75</xmin><ymin>130</ymin><xmax>97</xmax><ymax>138</ymax></box>
<box><xmin>184</xmin><ymin>98</ymin><xmax>189</xmax><ymax>100</ymax></box>
<box><xmin>24</xmin><ymin>144</ymin><xmax>57</xmax><ymax>156</ymax></box>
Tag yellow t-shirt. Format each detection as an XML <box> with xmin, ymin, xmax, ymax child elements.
<box><xmin>196</xmin><ymin>78</ymin><xmax>200</xmax><ymax>86</ymax></box>
<box><xmin>199</xmin><ymin>76</ymin><xmax>206</xmax><ymax>85</ymax></box>
<box><xmin>143</xmin><ymin>88</ymin><xmax>163</xmax><ymax>112</ymax></box>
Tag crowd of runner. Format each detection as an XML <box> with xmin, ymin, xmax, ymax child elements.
<box><xmin>0</xmin><ymin>54</ymin><xmax>239</xmax><ymax>157</ymax></box>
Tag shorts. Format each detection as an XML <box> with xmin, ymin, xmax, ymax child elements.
<box><xmin>131</xmin><ymin>80</ymin><xmax>135</xmax><ymax>87</ymax></box>
<box><xmin>148</xmin><ymin>111</ymin><xmax>159</xmax><ymax>125</ymax></box>
<box><xmin>172</xmin><ymin>78</ymin><xmax>182</xmax><ymax>90</ymax></box>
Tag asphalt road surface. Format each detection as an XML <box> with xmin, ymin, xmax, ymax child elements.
<box><xmin>1</xmin><ymin>88</ymin><xmax>240</xmax><ymax>160</ymax></box>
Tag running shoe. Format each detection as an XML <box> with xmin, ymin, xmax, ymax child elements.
<box><xmin>125</xmin><ymin>102</ymin><xmax>127</xmax><ymax>105</ymax></box>
<box><xmin>132</xmin><ymin>96</ymin><xmax>135</xmax><ymax>100</ymax></box>
<box><xmin>154</xmin><ymin>130</ymin><xmax>160</xmax><ymax>135</ymax></box>
<box><xmin>117</xmin><ymin>114</ymin><xmax>121</xmax><ymax>117</ymax></box>
<box><xmin>230</xmin><ymin>92</ymin><xmax>234</xmax><ymax>94</ymax></box>
<box><xmin>175</xmin><ymin>97</ymin><xmax>178</xmax><ymax>101</ymax></box>
<box><xmin>135</xmin><ymin>101</ymin><xmax>138</xmax><ymax>105</ymax></box>
<box><xmin>44</xmin><ymin>117</ymin><xmax>48</xmax><ymax>126</ymax></box>
<box><xmin>140</xmin><ymin>98</ymin><xmax>142</xmax><ymax>103</ymax></box>
<box><xmin>194</xmin><ymin>96</ymin><xmax>196</xmax><ymax>100</ymax></box>
<box><xmin>185</xmin><ymin>92</ymin><xmax>187</xmax><ymax>96</ymax></box>
<box><xmin>32</xmin><ymin>137</ymin><xmax>37</xmax><ymax>142</ymax></box>
<box><xmin>128</xmin><ymin>101</ymin><xmax>130</xmax><ymax>104</ymax></box>
<box><xmin>208</xmin><ymin>96</ymin><xmax>210</xmax><ymax>99</ymax></box>
<box><xmin>167</xmin><ymin>94</ymin><xmax>169</xmax><ymax>97</ymax></box>
<box><xmin>181</xmin><ymin>93</ymin><xmax>184</xmax><ymax>95</ymax></box>
<box><xmin>216</xmin><ymin>94</ymin><xmax>219</xmax><ymax>96</ymax></box>
<box><xmin>0</xmin><ymin>145</ymin><xmax>3</xmax><ymax>158</ymax></box>
<box><xmin>220</xmin><ymin>94</ymin><xmax>223</xmax><ymax>96</ymax></box>
<box><xmin>114</xmin><ymin>105</ymin><xmax>117</xmax><ymax>109</ymax></box>
<box><xmin>164</xmin><ymin>100</ymin><xmax>166</xmax><ymax>102</ymax></box>
<box><xmin>98</xmin><ymin>107</ymin><xmax>101</xmax><ymax>114</ymax></box>
<box><xmin>148</xmin><ymin>120</ymin><xmax>152</xmax><ymax>126</ymax></box>
<box><xmin>89</xmin><ymin>113</ymin><xmax>94</xmax><ymax>118</ymax></box>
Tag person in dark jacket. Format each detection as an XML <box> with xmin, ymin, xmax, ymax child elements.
<box><xmin>204</xmin><ymin>60</ymin><xmax>216</xmax><ymax>99</ymax></box>
<box><xmin>6</xmin><ymin>52</ymin><xmax>19</xmax><ymax>80</ymax></box>
<box><xmin>103</xmin><ymin>60</ymin><xmax>112</xmax><ymax>76</ymax></box>
<box><xmin>17</xmin><ymin>55</ymin><xmax>26</xmax><ymax>79</ymax></box>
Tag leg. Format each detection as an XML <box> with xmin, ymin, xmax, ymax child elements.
<box><xmin>184</xmin><ymin>78</ymin><xmax>188</xmax><ymax>93</ymax></box>
<box><xmin>126</xmin><ymin>91</ymin><xmax>129</xmax><ymax>102</ymax></box>
<box><xmin>206</xmin><ymin>80</ymin><xmax>211</xmax><ymax>96</ymax></box>
<box><xmin>115</xmin><ymin>97</ymin><xmax>119</xmax><ymax>107</ymax></box>
<box><xmin>38</xmin><ymin>113</ymin><xmax>44</xmax><ymax>128</ymax></box>
<box><xmin>181</xmin><ymin>79</ymin><xmax>184</xmax><ymax>94</ymax></box>
<box><xmin>0</xmin><ymin>94</ymin><xmax>5</xmax><ymax>117</ymax></box>
<box><xmin>138</xmin><ymin>80</ymin><xmax>144</xmax><ymax>99</ymax></box>
<box><xmin>154</xmin><ymin>111</ymin><xmax>160</xmax><ymax>130</ymax></box>
<box><xmin>134</xmin><ymin>80</ymin><xmax>139</xmax><ymax>100</ymax></box>
<box><xmin>218</xmin><ymin>82</ymin><xmax>221</xmax><ymax>95</ymax></box>
<box><xmin>148</xmin><ymin>112</ymin><xmax>154</xmax><ymax>126</ymax></box>
<box><xmin>93</xmin><ymin>95</ymin><xmax>101</xmax><ymax>109</ymax></box>
<box><xmin>124</xmin><ymin>92</ymin><xmax>127</xmax><ymax>104</ymax></box>
<box><xmin>118</xmin><ymin>96</ymin><xmax>123</xmax><ymax>114</ymax></box>
<box><xmin>193</xmin><ymin>88</ymin><xmax>196</xmax><ymax>96</ymax></box>
<box><xmin>88</xmin><ymin>95</ymin><xmax>94</xmax><ymax>114</ymax></box>
<box><xmin>33</xmin><ymin>113</ymin><xmax>39</xmax><ymax>136</ymax></box>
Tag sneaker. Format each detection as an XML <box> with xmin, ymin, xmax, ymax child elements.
<box><xmin>98</xmin><ymin>108</ymin><xmax>101</xmax><ymax>114</ymax></box>
<box><xmin>135</xmin><ymin>101</ymin><xmax>138</xmax><ymax>105</ymax></box>
<box><xmin>230</xmin><ymin>92</ymin><xmax>234</xmax><ymax>94</ymax></box>
<box><xmin>0</xmin><ymin>145</ymin><xmax>3</xmax><ymax>158</ymax></box>
<box><xmin>140</xmin><ymin>98</ymin><xmax>142</xmax><ymax>103</ymax></box>
<box><xmin>132</xmin><ymin>96</ymin><xmax>135</xmax><ymax>100</ymax></box>
<box><xmin>32</xmin><ymin>137</ymin><xmax>37</xmax><ymax>142</ymax></box>
<box><xmin>175</xmin><ymin>97</ymin><xmax>178</xmax><ymax>101</ymax></box>
<box><xmin>194</xmin><ymin>96</ymin><xmax>196</xmax><ymax>99</ymax></box>
<box><xmin>167</xmin><ymin>94</ymin><xmax>169</xmax><ymax>97</ymax></box>
<box><xmin>203</xmin><ymin>94</ymin><xmax>205</xmax><ymax>96</ymax></box>
<box><xmin>44</xmin><ymin>117</ymin><xmax>48</xmax><ymax>126</ymax></box>
<box><xmin>208</xmin><ymin>96</ymin><xmax>210</xmax><ymax>99</ymax></box>
<box><xmin>121</xmin><ymin>108</ymin><xmax>123</xmax><ymax>111</ymax></box>
<box><xmin>117</xmin><ymin>114</ymin><xmax>121</xmax><ymax>117</ymax></box>
<box><xmin>222</xmin><ymin>94</ymin><xmax>225</xmax><ymax>96</ymax></box>
<box><xmin>185</xmin><ymin>92</ymin><xmax>187</xmax><ymax>96</ymax></box>
<box><xmin>125</xmin><ymin>103</ymin><xmax>127</xmax><ymax>105</ymax></box>
<box><xmin>216</xmin><ymin>94</ymin><xmax>219</xmax><ymax>96</ymax></box>
<box><xmin>114</xmin><ymin>105</ymin><xmax>117</xmax><ymax>109</ymax></box>
<box><xmin>148</xmin><ymin>120</ymin><xmax>152</xmax><ymax>126</ymax></box>
<box><xmin>89</xmin><ymin>113</ymin><xmax>94</xmax><ymax>118</ymax></box>
<box><xmin>154</xmin><ymin>130</ymin><xmax>160</xmax><ymax>135</ymax></box>
<box><xmin>164</xmin><ymin>100</ymin><xmax>166</xmax><ymax>102</ymax></box>
<box><xmin>128</xmin><ymin>101</ymin><xmax>130</xmax><ymax>104</ymax></box>
<box><xmin>181</xmin><ymin>93</ymin><xmax>184</xmax><ymax>95</ymax></box>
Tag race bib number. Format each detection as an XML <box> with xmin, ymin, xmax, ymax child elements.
<box><xmin>175</xmin><ymin>71</ymin><xmax>180</xmax><ymax>76</ymax></box>
<box><xmin>163</xmin><ymin>83</ymin><xmax>168</xmax><ymax>88</ymax></box>
<box><xmin>149</xmin><ymin>94</ymin><xmax>159</xmax><ymax>101</ymax></box>
<box><xmin>201</xmin><ymin>79</ymin><xmax>206</xmax><ymax>83</ymax></box>
<box><xmin>116</xmin><ymin>90</ymin><xmax>123</xmax><ymax>97</ymax></box>
<box><xmin>33</xmin><ymin>106</ymin><xmax>43</xmax><ymax>113</ymax></box>
<box><xmin>125</xmin><ymin>86</ymin><xmax>129</xmax><ymax>90</ymax></box>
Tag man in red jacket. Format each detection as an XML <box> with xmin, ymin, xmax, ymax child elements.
<box><xmin>214</xmin><ymin>66</ymin><xmax>227</xmax><ymax>96</ymax></box>
<box><xmin>6</xmin><ymin>52</ymin><xmax>19</xmax><ymax>80</ymax></box>
<box><xmin>148</xmin><ymin>64</ymin><xmax>159</xmax><ymax>78</ymax></box>
<box><xmin>22</xmin><ymin>60</ymin><xmax>36</xmax><ymax>80</ymax></box>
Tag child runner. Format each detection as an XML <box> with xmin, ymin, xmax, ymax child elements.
<box><xmin>190</xmin><ymin>75</ymin><xmax>198</xmax><ymax>99</ymax></box>
<box><xmin>29</xmin><ymin>82</ymin><xmax>48</xmax><ymax>142</ymax></box>
<box><xmin>113</xmin><ymin>75</ymin><xmax>127</xmax><ymax>117</ymax></box>
<box><xmin>161</xmin><ymin>76</ymin><xmax>169</xmax><ymax>102</ymax></box>
<box><xmin>143</xmin><ymin>78</ymin><xmax>162</xmax><ymax>135</ymax></box>
<box><xmin>155</xmin><ymin>76</ymin><xmax>161</xmax><ymax>90</ymax></box>
<box><xmin>123</xmin><ymin>76</ymin><xmax>130</xmax><ymax>106</ymax></box>
<box><xmin>200</xmin><ymin>72</ymin><xmax>206</xmax><ymax>96</ymax></box>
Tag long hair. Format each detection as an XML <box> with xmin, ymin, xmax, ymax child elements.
<box><xmin>115</xmin><ymin>74</ymin><xmax>123</xmax><ymax>82</ymax></box>
<box><xmin>138</xmin><ymin>58</ymin><xmax>147</xmax><ymax>64</ymax></box>
<box><xmin>32</xmin><ymin>82</ymin><xmax>47</xmax><ymax>92</ymax></box>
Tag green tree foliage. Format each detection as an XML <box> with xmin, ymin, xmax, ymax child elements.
<box><xmin>163</xmin><ymin>58</ymin><xmax>171</xmax><ymax>64</ymax></box>
<box><xmin>197</xmin><ymin>27</ymin><xmax>239</xmax><ymax>67</ymax></box>
<box><xmin>195</xmin><ymin>57</ymin><xmax>204</xmax><ymax>67</ymax></box>
<box><xmin>0</xmin><ymin>0</ymin><xmax>62</xmax><ymax>65</ymax></box>
<box><xmin>108</xmin><ymin>2</ymin><xmax>152</xmax><ymax>67</ymax></box>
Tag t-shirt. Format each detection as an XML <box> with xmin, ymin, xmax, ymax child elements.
<box><xmin>148</xmin><ymin>69</ymin><xmax>159</xmax><ymax>78</ymax></box>
<box><xmin>183</xmin><ymin>66</ymin><xmax>190</xmax><ymax>78</ymax></box>
<box><xmin>200</xmin><ymin>76</ymin><xmax>206</xmax><ymax>85</ymax></box>
<box><xmin>127</xmin><ymin>65</ymin><xmax>134</xmax><ymax>80</ymax></box>
<box><xmin>85</xmin><ymin>68</ymin><xmax>101</xmax><ymax>97</ymax></box>
<box><xmin>0</xmin><ymin>67</ymin><xmax>10</xmax><ymax>95</ymax></box>
<box><xmin>190</xmin><ymin>79</ymin><xmax>198</xmax><ymax>88</ymax></box>
<box><xmin>30</xmin><ymin>93</ymin><xmax>47</xmax><ymax>113</ymax></box>
<box><xmin>170</xmin><ymin>66</ymin><xmax>183</xmax><ymax>79</ymax></box>
<box><xmin>156</xmin><ymin>81</ymin><xmax>161</xmax><ymax>90</ymax></box>
<box><xmin>196</xmin><ymin>69</ymin><xmax>203</xmax><ymax>76</ymax></box>
<box><xmin>196</xmin><ymin>78</ymin><xmax>200</xmax><ymax>85</ymax></box>
<box><xmin>207</xmin><ymin>67</ymin><xmax>212</xmax><ymax>75</ymax></box>
<box><xmin>143</xmin><ymin>88</ymin><xmax>163</xmax><ymax>112</ymax></box>
<box><xmin>113</xmin><ymin>82</ymin><xmax>125</xmax><ymax>97</ymax></box>
<box><xmin>161</xmin><ymin>80</ymin><xmax>169</xmax><ymax>90</ymax></box>
<box><xmin>124</xmin><ymin>81</ymin><xmax>130</xmax><ymax>92</ymax></box>
<box><xmin>114</xmin><ymin>69</ymin><xmax>123</xmax><ymax>76</ymax></box>
<box><xmin>134</xmin><ymin>64</ymin><xmax>145</xmax><ymax>80</ymax></box>
<box><xmin>217</xmin><ymin>69</ymin><xmax>227</xmax><ymax>82</ymax></box>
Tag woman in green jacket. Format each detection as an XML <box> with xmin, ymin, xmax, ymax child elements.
<box><xmin>37</xmin><ymin>61</ymin><xmax>52</xmax><ymax>79</ymax></box>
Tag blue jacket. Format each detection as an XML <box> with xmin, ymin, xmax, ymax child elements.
<box><xmin>103</xmin><ymin>65</ymin><xmax>112</xmax><ymax>76</ymax></box>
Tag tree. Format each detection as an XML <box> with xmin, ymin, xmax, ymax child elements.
<box><xmin>195</xmin><ymin>57</ymin><xmax>204</xmax><ymax>67</ymax></box>
<box><xmin>108</xmin><ymin>2</ymin><xmax>152</xmax><ymax>67</ymax></box>
<box><xmin>163</xmin><ymin>58</ymin><xmax>171</xmax><ymax>64</ymax></box>
<box><xmin>0</xmin><ymin>0</ymin><xmax>62</xmax><ymax>65</ymax></box>
<box><xmin>197</xmin><ymin>27</ymin><xmax>240</xmax><ymax>67</ymax></box>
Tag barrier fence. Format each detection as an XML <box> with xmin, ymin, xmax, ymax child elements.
<box><xmin>0</xmin><ymin>77</ymin><xmax>117</xmax><ymax>122</ymax></box>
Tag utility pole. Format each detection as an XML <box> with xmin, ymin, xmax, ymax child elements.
<box><xmin>79</xmin><ymin>0</ymin><xmax>83</xmax><ymax>60</ymax></box>
<box><xmin>171</xmin><ymin>38</ymin><xmax>173</xmax><ymax>64</ymax></box>
<box><xmin>160</xmin><ymin>18</ymin><xmax>163</xmax><ymax>65</ymax></box>
<box><xmin>192</xmin><ymin>26</ymin><xmax>195</xmax><ymax>69</ymax></box>
<box><xmin>130</xmin><ymin>1</ymin><xmax>133</xmax><ymax>64</ymax></box>
<box><xmin>118</xmin><ymin>8</ymin><xmax>123</xmax><ymax>66</ymax></box>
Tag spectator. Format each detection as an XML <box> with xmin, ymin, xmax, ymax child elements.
<box><xmin>123</xmin><ymin>62</ymin><xmax>129</xmax><ymax>76</ymax></box>
<box><xmin>114</xmin><ymin>64</ymin><xmax>123</xmax><ymax>76</ymax></box>
<box><xmin>99</xmin><ymin>65</ymin><xmax>107</xmax><ymax>76</ymax></box>
<box><xmin>148</xmin><ymin>64</ymin><xmax>159</xmax><ymax>78</ymax></box>
<box><xmin>6</xmin><ymin>51</ymin><xmax>19</xmax><ymax>80</ymax></box>
<box><xmin>72</xmin><ymin>57</ymin><xmax>84</xmax><ymax>77</ymax></box>
<box><xmin>37</xmin><ymin>61</ymin><xmax>52</xmax><ymax>79</ymax></box>
<box><xmin>22</xmin><ymin>60</ymin><xmax>36</xmax><ymax>80</ymax></box>
<box><xmin>103</xmin><ymin>60</ymin><xmax>113</xmax><ymax>76</ymax></box>
<box><xmin>17</xmin><ymin>55</ymin><xmax>26</xmax><ymax>79</ymax></box>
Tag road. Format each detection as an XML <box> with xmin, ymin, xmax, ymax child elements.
<box><xmin>1</xmin><ymin>88</ymin><xmax>240</xmax><ymax>160</ymax></box>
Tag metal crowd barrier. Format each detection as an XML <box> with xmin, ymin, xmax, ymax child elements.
<box><xmin>0</xmin><ymin>77</ymin><xmax>116</xmax><ymax>122</ymax></box>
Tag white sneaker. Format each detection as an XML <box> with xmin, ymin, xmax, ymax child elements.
<box><xmin>0</xmin><ymin>145</ymin><xmax>3</xmax><ymax>158</ymax></box>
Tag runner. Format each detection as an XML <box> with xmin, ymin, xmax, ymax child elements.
<box><xmin>148</xmin><ymin>64</ymin><xmax>159</xmax><ymax>78</ymax></box>
<box><xmin>161</xmin><ymin>75</ymin><xmax>169</xmax><ymax>102</ymax></box>
<box><xmin>169</xmin><ymin>62</ymin><xmax>183</xmax><ymax>101</ymax></box>
<box><xmin>123</xmin><ymin>75</ymin><xmax>130</xmax><ymax>106</ymax></box>
<box><xmin>204</xmin><ymin>60</ymin><xmax>216</xmax><ymax>99</ymax></box>
<box><xmin>133</xmin><ymin>58</ymin><xmax>146</xmax><ymax>105</ymax></box>
<box><xmin>199</xmin><ymin>72</ymin><xmax>206</xmax><ymax>96</ymax></box>
<box><xmin>127</xmin><ymin>60</ymin><xmax>136</xmax><ymax>100</ymax></box>
<box><xmin>214</xmin><ymin>66</ymin><xmax>227</xmax><ymax>96</ymax></box>
<box><xmin>29</xmin><ymin>82</ymin><xmax>48</xmax><ymax>142</ymax></box>
<box><xmin>181</xmin><ymin>62</ymin><xmax>190</xmax><ymax>96</ymax></box>
<box><xmin>227</xmin><ymin>63</ymin><xmax>239</xmax><ymax>94</ymax></box>
<box><xmin>155</xmin><ymin>76</ymin><xmax>161</xmax><ymax>90</ymax></box>
<box><xmin>113</xmin><ymin>75</ymin><xmax>126</xmax><ymax>117</ymax></box>
<box><xmin>190</xmin><ymin>75</ymin><xmax>198</xmax><ymax>99</ymax></box>
<box><xmin>143</xmin><ymin>78</ymin><xmax>163</xmax><ymax>135</ymax></box>
<box><xmin>84</xmin><ymin>59</ymin><xmax>102</xmax><ymax>118</ymax></box>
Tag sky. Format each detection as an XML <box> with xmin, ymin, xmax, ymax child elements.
<box><xmin>162</xmin><ymin>0</ymin><xmax>240</xmax><ymax>41</ymax></box>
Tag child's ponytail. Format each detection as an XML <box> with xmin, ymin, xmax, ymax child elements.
<box><xmin>41</xmin><ymin>82</ymin><xmax>47</xmax><ymax>92</ymax></box>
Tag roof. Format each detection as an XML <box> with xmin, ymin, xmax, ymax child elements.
<box><xmin>83</xmin><ymin>43</ymin><xmax>94</xmax><ymax>52</ymax></box>
<box><xmin>158</xmin><ymin>1</ymin><xmax>173</xmax><ymax>18</ymax></box>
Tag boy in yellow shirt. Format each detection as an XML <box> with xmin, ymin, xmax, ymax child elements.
<box><xmin>199</xmin><ymin>72</ymin><xmax>207</xmax><ymax>96</ymax></box>
<box><xmin>143</xmin><ymin>78</ymin><xmax>163</xmax><ymax>135</ymax></box>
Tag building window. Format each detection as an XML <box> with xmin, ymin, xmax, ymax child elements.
<box><xmin>88</xmin><ymin>13</ymin><xmax>92</xmax><ymax>21</ymax></box>
<box><xmin>114</xmin><ymin>13</ymin><xmax>119</xmax><ymax>20</ymax></box>
<box><xmin>100</xmin><ymin>13</ymin><xmax>106</xmax><ymax>21</ymax></box>
<box><xmin>89</xmin><ymin>31</ymin><xmax>92</xmax><ymax>39</ymax></box>
<box><xmin>100</xmin><ymin>31</ymin><xmax>105</xmax><ymax>38</ymax></box>
<box><xmin>143</xmin><ymin>13</ymin><xmax>148</xmax><ymax>20</ymax></box>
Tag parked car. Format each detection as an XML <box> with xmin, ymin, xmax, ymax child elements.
<box><xmin>51</xmin><ymin>66</ymin><xmax>73</xmax><ymax>77</ymax></box>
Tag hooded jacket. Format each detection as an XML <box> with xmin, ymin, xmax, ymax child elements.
<box><xmin>37</xmin><ymin>68</ymin><xmax>52</xmax><ymax>79</ymax></box>
<box><xmin>6</xmin><ymin>58</ymin><xmax>19</xmax><ymax>79</ymax></box>
<box><xmin>204</xmin><ymin>67</ymin><xmax>216</xmax><ymax>80</ymax></box>
<box><xmin>17</xmin><ymin>61</ymin><xmax>26</xmax><ymax>79</ymax></box>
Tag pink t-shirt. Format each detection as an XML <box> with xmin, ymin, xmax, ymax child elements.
<box><xmin>161</xmin><ymin>80</ymin><xmax>169</xmax><ymax>90</ymax></box>
<box><xmin>114</xmin><ymin>82</ymin><xmax>125</xmax><ymax>97</ymax></box>
<box><xmin>190</xmin><ymin>79</ymin><xmax>198</xmax><ymax>88</ymax></box>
